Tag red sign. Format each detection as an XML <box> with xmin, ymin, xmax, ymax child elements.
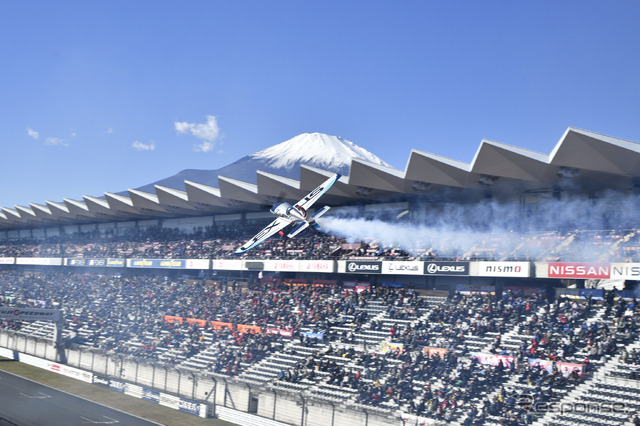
<box><xmin>548</xmin><ymin>263</ymin><xmax>610</xmax><ymax>279</ymax></box>
<box><xmin>266</xmin><ymin>328</ymin><xmax>294</xmax><ymax>337</ymax></box>
<box><xmin>164</xmin><ymin>315</ymin><xmax>184</xmax><ymax>324</ymax></box>
<box><xmin>186</xmin><ymin>318</ymin><xmax>208</xmax><ymax>327</ymax></box>
<box><xmin>237</xmin><ymin>324</ymin><xmax>261</xmax><ymax>334</ymax></box>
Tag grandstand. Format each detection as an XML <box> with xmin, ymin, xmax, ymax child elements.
<box><xmin>1</xmin><ymin>127</ymin><xmax>640</xmax><ymax>426</ymax></box>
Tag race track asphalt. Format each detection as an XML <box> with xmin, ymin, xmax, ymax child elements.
<box><xmin>0</xmin><ymin>369</ymin><xmax>159</xmax><ymax>426</ymax></box>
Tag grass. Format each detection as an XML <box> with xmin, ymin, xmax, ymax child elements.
<box><xmin>0</xmin><ymin>358</ymin><xmax>238</xmax><ymax>426</ymax></box>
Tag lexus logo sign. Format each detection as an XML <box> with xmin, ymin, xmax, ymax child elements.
<box><xmin>424</xmin><ymin>262</ymin><xmax>469</xmax><ymax>276</ymax></box>
<box><xmin>346</xmin><ymin>261</ymin><xmax>382</xmax><ymax>274</ymax></box>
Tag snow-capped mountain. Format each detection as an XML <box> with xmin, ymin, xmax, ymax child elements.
<box><xmin>250</xmin><ymin>133</ymin><xmax>389</xmax><ymax>171</ymax></box>
<box><xmin>133</xmin><ymin>133</ymin><xmax>388</xmax><ymax>192</ymax></box>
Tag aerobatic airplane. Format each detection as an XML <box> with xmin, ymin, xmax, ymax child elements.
<box><xmin>235</xmin><ymin>173</ymin><xmax>341</xmax><ymax>254</ymax></box>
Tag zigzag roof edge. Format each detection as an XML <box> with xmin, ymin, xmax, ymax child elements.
<box><xmin>217</xmin><ymin>176</ymin><xmax>259</xmax><ymax>193</ymax></box>
<box><xmin>351</xmin><ymin>157</ymin><xmax>405</xmax><ymax>178</ymax></box>
<box><xmin>472</xmin><ymin>139</ymin><xmax>550</xmax><ymax>166</ymax></box>
<box><xmin>409</xmin><ymin>149</ymin><xmax>471</xmax><ymax>171</ymax></box>
<box><xmin>256</xmin><ymin>170</ymin><xmax>301</xmax><ymax>189</ymax></box>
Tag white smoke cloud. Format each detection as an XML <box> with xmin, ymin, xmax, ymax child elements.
<box><xmin>318</xmin><ymin>191</ymin><xmax>640</xmax><ymax>261</ymax></box>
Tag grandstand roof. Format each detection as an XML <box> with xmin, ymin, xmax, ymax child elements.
<box><xmin>2</xmin><ymin>127</ymin><xmax>639</xmax><ymax>230</ymax></box>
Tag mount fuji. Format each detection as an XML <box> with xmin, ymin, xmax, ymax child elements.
<box><xmin>134</xmin><ymin>133</ymin><xmax>389</xmax><ymax>192</ymax></box>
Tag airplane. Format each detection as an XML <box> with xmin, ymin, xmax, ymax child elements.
<box><xmin>235</xmin><ymin>173</ymin><xmax>341</xmax><ymax>254</ymax></box>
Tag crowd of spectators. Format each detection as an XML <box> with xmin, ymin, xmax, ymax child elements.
<box><xmin>3</xmin><ymin>216</ymin><xmax>640</xmax><ymax>426</ymax></box>
<box><xmin>1</xmin><ymin>223</ymin><xmax>640</xmax><ymax>262</ymax></box>
<box><xmin>259</xmin><ymin>289</ymin><xmax>639</xmax><ymax>424</ymax></box>
<box><xmin>1</xmin><ymin>267</ymin><xmax>640</xmax><ymax>424</ymax></box>
<box><xmin>0</xmin><ymin>270</ymin><xmax>373</xmax><ymax>372</ymax></box>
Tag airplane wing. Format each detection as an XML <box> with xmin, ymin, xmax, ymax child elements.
<box><xmin>235</xmin><ymin>217</ymin><xmax>290</xmax><ymax>254</ymax></box>
<box><xmin>294</xmin><ymin>173</ymin><xmax>341</xmax><ymax>212</ymax></box>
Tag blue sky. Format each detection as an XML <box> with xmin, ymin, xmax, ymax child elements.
<box><xmin>1</xmin><ymin>1</ymin><xmax>639</xmax><ymax>208</ymax></box>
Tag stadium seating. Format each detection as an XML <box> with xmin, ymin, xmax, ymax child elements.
<box><xmin>3</xmin><ymin>225</ymin><xmax>640</xmax><ymax>261</ymax></box>
<box><xmin>2</xmin><ymin>268</ymin><xmax>640</xmax><ymax>425</ymax></box>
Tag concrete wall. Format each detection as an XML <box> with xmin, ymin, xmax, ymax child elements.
<box><xmin>0</xmin><ymin>329</ymin><xmax>401</xmax><ymax>426</ymax></box>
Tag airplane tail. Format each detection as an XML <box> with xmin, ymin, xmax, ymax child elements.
<box><xmin>313</xmin><ymin>206</ymin><xmax>330</xmax><ymax>220</ymax></box>
<box><xmin>287</xmin><ymin>206</ymin><xmax>331</xmax><ymax>238</ymax></box>
<box><xmin>310</xmin><ymin>206</ymin><xmax>330</xmax><ymax>231</ymax></box>
<box><xmin>287</xmin><ymin>222</ymin><xmax>310</xmax><ymax>238</ymax></box>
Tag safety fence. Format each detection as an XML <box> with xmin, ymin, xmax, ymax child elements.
<box><xmin>0</xmin><ymin>330</ymin><xmax>403</xmax><ymax>426</ymax></box>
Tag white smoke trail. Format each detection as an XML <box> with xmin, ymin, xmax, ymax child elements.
<box><xmin>317</xmin><ymin>191</ymin><xmax>640</xmax><ymax>261</ymax></box>
<box><xmin>319</xmin><ymin>216</ymin><xmax>522</xmax><ymax>259</ymax></box>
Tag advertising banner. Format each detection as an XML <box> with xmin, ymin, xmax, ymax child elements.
<box><xmin>164</xmin><ymin>315</ymin><xmax>184</xmax><ymax>324</ymax></box>
<box><xmin>312</xmin><ymin>279</ymin><xmax>338</xmax><ymax>286</ymax></box>
<box><xmin>555</xmin><ymin>288</ymin><xmax>580</xmax><ymax>299</ymax></box>
<box><xmin>185</xmin><ymin>259</ymin><xmax>210</xmax><ymax>269</ymax></box>
<box><xmin>85</xmin><ymin>258</ymin><xmax>108</xmax><ymax>267</ymax></box>
<box><xmin>245</xmin><ymin>261</ymin><xmax>264</xmax><ymax>270</ymax></box>
<box><xmin>210</xmin><ymin>321</ymin><xmax>233</xmax><ymax>330</ymax></box>
<box><xmin>212</xmin><ymin>259</ymin><xmax>243</xmax><ymax>270</ymax></box>
<box><xmin>93</xmin><ymin>376</ymin><xmax>203</xmax><ymax>417</ymax></box>
<box><xmin>341</xmin><ymin>243</ymin><xmax>361</xmax><ymax>250</ymax></box>
<box><xmin>380</xmin><ymin>341</ymin><xmax>404</xmax><ymax>353</ymax></box>
<box><xmin>186</xmin><ymin>318</ymin><xmax>208</xmax><ymax>327</ymax></box>
<box><xmin>237</xmin><ymin>324</ymin><xmax>261</xmax><ymax>334</ymax></box>
<box><xmin>382</xmin><ymin>261</ymin><xmax>424</xmax><ymax>275</ymax></box>
<box><xmin>556</xmin><ymin>362</ymin><xmax>583</xmax><ymax>377</ymax></box>
<box><xmin>45</xmin><ymin>361</ymin><xmax>93</xmax><ymax>383</ymax></box>
<box><xmin>266</xmin><ymin>328</ymin><xmax>294</xmax><ymax>337</ymax></box>
<box><xmin>263</xmin><ymin>260</ymin><xmax>298</xmax><ymax>272</ymax></box>
<box><xmin>158</xmin><ymin>393</ymin><xmax>202</xmax><ymax>416</ymax></box>
<box><xmin>527</xmin><ymin>358</ymin><xmax>554</xmax><ymax>373</ymax></box>
<box><xmin>471</xmin><ymin>353</ymin><xmax>515</xmax><ymax>368</ymax></box>
<box><xmin>300</xmin><ymin>260</ymin><xmax>335</xmax><ymax>273</ymax></box>
<box><xmin>579</xmin><ymin>289</ymin><xmax>604</xmax><ymax>300</ymax></box>
<box><xmin>455</xmin><ymin>284</ymin><xmax>495</xmax><ymax>295</ymax></box>
<box><xmin>19</xmin><ymin>353</ymin><xmax>93</xmax><ymax>383</ymax></box>
<box><xmin>342</xmin><ymin>281</ymin><xmax>370</xmax><ymax>291</ymax></box>
<box><xmin>127</xmin><ymin>259</ymin><xmax>186</xmax><ymax>269</ymax></box>
<box><xmin>355</xmin><ymin>285</ymin><xmax>370</xmax><ymax>293</ymax></box>
<box><xmin>615</xmin><ymin>290</ymin><xmax>636</xmax><ymax>299</ymax></box>
<box><xmin>0</xmin><ymin>257</ymin><xmax>14</xmax><ymax>264</ymax></box>
<box><xmin>93</xmin><ymin>375</ymin><xmax>111</xmax><ymax>387</ymax></box>
<box><xmin>0</xmin><ymin>307</ymin><xmax>61</xmax><ymax>322</ymax></box>
<box><xmin>16</xmin><ymin>257</ymin><xmax>62</xmax><ymax>266</ymax></box>
<box><xmin>610</xmin><ymin>263</ymin><xmax>640</xmax><ymax>280</ymax></box>
<box><xmin>423</xmin><ymin>347</ymin><xmax>447</xmax><ymax>357</ymax></box>
<box><xmin>424</xmin><ymin>261</ymin><xmax>469</xmax><ymax>276</ymax></box>
<box><xmin>345</xmin><ymin>261</ymin><xmax>382</xmax><ymax>274</ymax></box>
<box><xmin>301</xmin><ymin>331</ymin><xmax>325</xmax><ymax>341</ymax></box>
<box><xmin>474</xmin><ymin>261</ymin><xmax>530</xmax><ymax>277</ymax></box>
<box><xmin>154</xmin><ymin>259</ymin><xmax>186</xmax><ymax>269</ymax></box>
<box><xmin>141</xmin><ymin>388</ymin><xmax>161</xmax><ymax>404</ymax></box>
<box><xmin>66</xmin><ymin>258</ymin><xmax>109</xmax><ymax>267</ymax></box>
<box><xmin>526</xmin><ymin>359</ymin><xmax>582</xmax><ymax>376</ymax></box>
<box><xmin>106</xmin><ymin>258</ymin><xmax>125</xmax><ymax>267</ymax></box>
<box><xmin>547</xmin><ymin>262</ymin><xmax>610</xmax><ymax>279</ymax></box>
